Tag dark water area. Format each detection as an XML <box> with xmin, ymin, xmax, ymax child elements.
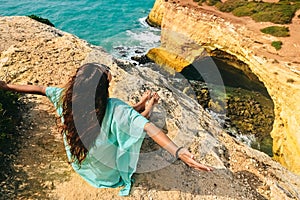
<box><xmin>181</xmin><ymin>56</ymin><xmax>270</xmax><ymax>98</ymax></box>
<box><xmin>180</xmin><ymin>56</ymin><xmax>275</xmax><ymax>156</ymax></box>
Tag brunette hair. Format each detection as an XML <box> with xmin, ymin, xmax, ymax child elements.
<box><xmin>61</xmin><ymin>63</ymin><xmax>110</xmax><ymax>164</ymax></box>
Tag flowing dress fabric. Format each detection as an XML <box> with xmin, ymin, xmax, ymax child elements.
<box><xmin>45</xmin><ymin>87</ymin><xmax>148</xmax><ymax>196</ymax></box>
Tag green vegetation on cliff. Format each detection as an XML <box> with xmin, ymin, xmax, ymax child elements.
<box><xmin>0</xmin><ymin>90</ymin><xmax>23</xmax><ymax>182</ymax></box>
<box><xmin>193</xmin><ymin>0</ymin><xmax>220</xmax><ymax>6</ymax></box>
<box><xmin>271</xmin><ymin>41</ymin><xmax>283</xmax><ymax>50</ymax></box>
<box><xmin>260</xmin><ymin>26</ymin><xmax>290</xmax><ymax>37</ymax></box>
<box><xmin>27</xmin><ymin>15</ymin><xmax>55</xmax><ymax>27</ymax></box>
<box><xmin>215</xmin><ymin>0</ymin><xmax>300</xmax><ymax>24</ymax></box>
<box><xmin>0</xmin><ymin>91</ymin><xmax>22</xmax><ymax>143</ymax></box>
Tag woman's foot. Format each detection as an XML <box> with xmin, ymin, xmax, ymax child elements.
<box><xmin>141</xmin><ymin>92</ymin><xmax>160</xmax><ymax>119</ymax></box>
<box><xmin>133</xmin><ymin>90</ymin><xmax>151</xmax><ymax>112</ymax></box>
<box><xmin>150</xmin><ymin>92</ymin><xmax>159</xmax><ymax>105</ymax></box>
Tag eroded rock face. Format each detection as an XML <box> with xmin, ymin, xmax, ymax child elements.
<box><xmin>0</xmin><ymin>16</ymin><xmax>300</xmax><ymax>200</ymax></box>
<box><xmin>147</xmin><ymin>0</ymin><xmax>300</xmax><ymax>174</ymax></box>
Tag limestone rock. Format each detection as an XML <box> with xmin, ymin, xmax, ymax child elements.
<box><xmin>146</xmin><ymin>47</ymin><xmax>191</xmax><ymax>72</ymax></box>
<box><xmin>147</xmin><ymin>0</ymin><xmax>165</xmax><ymax>27</ymax></box>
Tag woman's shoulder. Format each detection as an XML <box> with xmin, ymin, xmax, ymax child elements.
<box><xmin>45</xmin><ymin>86</ymin><xmax>63</xmax><ymax>94</ymax></box>
<box><xmin>108</xmin><ymin>98</ymin><xmax>132</xmax><ymax>109</ymax></box>
<box><xmin>45</xmin><ymin>86</ymin><xmax>64</xmax><ymax>98</ymax></box>
<box><xmin>109</xmin><ymin>98</ymin><xmax>127</xmax><ymax>105</ymax></box>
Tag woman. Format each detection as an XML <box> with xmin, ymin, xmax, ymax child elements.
<box><xmin>0</xmin><ymin>63</ymin><xmax>212</xmax><ymax>196</ymax></box>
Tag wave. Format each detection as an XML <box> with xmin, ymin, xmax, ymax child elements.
<box><xmin>106</xmin><ymin>16</ymin><xmax>161</xmax><ymax>61</ymax></box>
<box><xmin>126</xmin><ymin>30</ymin><xmax>160</xmax><ymax>44</ymax></box>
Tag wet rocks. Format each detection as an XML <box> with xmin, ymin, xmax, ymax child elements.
<box><xmin>131</xmin><ymin>55</ymin><xmax>153</xmax><ymax>65</ymax></box>
<box><xmin>190</xmin><ymin>80</ymin><xmax>274</xmax><ymax>155</ymax></box>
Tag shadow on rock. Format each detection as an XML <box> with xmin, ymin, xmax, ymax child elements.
<box><xmin>133</xmin><ymin>165</ymin><xmax>268</xmax><ymax>200</ymax></box>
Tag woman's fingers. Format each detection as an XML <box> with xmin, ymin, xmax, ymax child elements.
<box><xmin>191</xmin><ymin>160</ymin><xmax>213</xmax><ymax>171</ymax></box>
<box><xmin>183</xmin><ymin>155</ymin><xmax>213</xmax><ymax>171</ymax></box>
<box><xmin>178</xmin><ymin>148</ymin><xmax>213</xmax><ymax>172</ymax></box>
<box><xmin>141</xmin><ymin>90</ymin><xmax>151</xmax><ymax>101</ymax></box>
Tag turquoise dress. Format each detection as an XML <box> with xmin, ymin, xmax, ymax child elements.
<box><xmin>45</xmin><ymin>87</ymin><xmax>149</xmax><ymax>196</ymax></box>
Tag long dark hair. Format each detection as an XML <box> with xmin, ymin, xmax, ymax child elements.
<box><xmin>61</xmin><ymin>63</ymin><xmax>110</xmax><ymax>164</ymax></box>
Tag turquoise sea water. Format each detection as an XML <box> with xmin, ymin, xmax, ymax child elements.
<box><xmin>0</xmin><ymin>0</ymin><xmax>160</xmax><ymax>59</ymax></box>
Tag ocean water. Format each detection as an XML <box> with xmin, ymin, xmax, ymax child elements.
<box><xmin>0</xmin><ymin>0</ymin><xmax>160</xmax><ymax>59</ymax></box>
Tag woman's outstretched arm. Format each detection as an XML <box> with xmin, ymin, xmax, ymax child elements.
<box><xmin>0</xmin><ymin>80</ymin><xmax>46</xmax><ymax>95</ymax></box>
<box><xmin>144</xmin><ymin>122</ymin><xmax>213</xmax><ymax>172</ymax></box>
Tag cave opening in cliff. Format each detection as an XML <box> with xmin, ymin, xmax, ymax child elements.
<box><xmin>180</xmin><ymin>53</ymin><xmax>275</xmax><ymax>157</ymax></box>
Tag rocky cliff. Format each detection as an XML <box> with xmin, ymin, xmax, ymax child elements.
<box><xmin>0</xmin><ymin>16</ymin><xmax>300</xmax><ymax>200</ymax></box>
<box><xmin>147</xmin><ymin>0</ymin><xmax>300</xmax><ymax>175</ymax></box>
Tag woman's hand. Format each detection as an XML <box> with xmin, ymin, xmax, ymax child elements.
<box><xmin>0</xmin><ymin>80</ymin><xmax>8</xmax><ymax>90</ymax></box>
<box><xmin>144</xmin><ymin>123</ymin><xmax>213</xmax><ymax>172</ymax></box>
<box><xmin>177</xmin><ymin>147</ymin><xmax>213</xmax><ymax>172</ymax></box>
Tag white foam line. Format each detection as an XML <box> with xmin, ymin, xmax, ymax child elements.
<box><xmin>126</xmin><ymin>30</ymin><xmax>160</xmax><ymax>44</ymax></box>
